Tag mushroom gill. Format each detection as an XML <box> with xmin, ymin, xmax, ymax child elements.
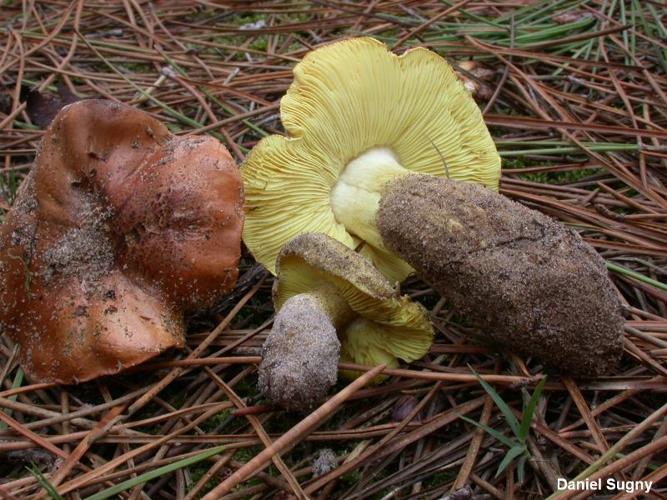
<box><xmin>243</xmin><ymin>37</ymin><xmax>500</xmax><ymax>282</ymax></box>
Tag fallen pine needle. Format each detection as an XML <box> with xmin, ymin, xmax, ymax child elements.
<box><xmin>201</xmin><ymin>364</ymin><xmax>386</xmax><ymax>499</ymax></box>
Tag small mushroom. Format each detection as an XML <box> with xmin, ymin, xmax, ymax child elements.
<box><xmin>258</xmin><ymin>233</ymin><xmax>432</xmax><ymax>411</ymax></box>
<box><xmin>243</xmin><ymin>38</ymin><xmax>623</xmax><ymax>377</ymax></box>
<box><xmin>0</xmin><ymin>100</ymin><xmax>244</xmax><ymax>383</ymax></box>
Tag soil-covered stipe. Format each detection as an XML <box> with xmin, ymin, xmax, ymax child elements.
<box><xmin>378</xmin><ymin>174</ymin><xmax>624</xmax><ymax>378</ymax></box>
<box><xmin>0</xmin><ymin>1</ymin><xmax>666</xmax><ymax>499</ymax></box>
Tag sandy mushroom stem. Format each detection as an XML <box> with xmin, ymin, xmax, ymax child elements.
<box><xmin>258</xmin><ymin>285</ymin><xmax>353</xmax><ymax>411</ymax></box>
<box><xmin>376</xmin><ymin>174</ymin><xmax>624</xmax><ymax>377</ymax></box>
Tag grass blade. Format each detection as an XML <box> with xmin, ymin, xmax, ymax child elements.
<box><xmin>495</xmin><ymin>445</ymin><xmax>526</xmax><ymax>477</ymax></box>
<box><xmin>517</xmin><ymin>454</ymin><xmax>528</xmax><ymax>483</ymax></box>
<box><xmin>606</xmin><ymin>262</ymin><xmax>667</xmax><ymax>291</ymax></box>
<box><xmin>459</xmin><ymin>414</ymin><xmax>517</xmax><ymax>448</ymax></box>
<box><xmin>28</xmin><ymin>465</ymin><xmax>64</xmax><ymax>500</ymax></box>
<box><xmin>469</xmin><ymin>365</ymin><xmax>521</xmax><ymax>439</ymax></box>
<box><xmin>83</xmin><ymin>445</ymin><xmax>226</xmax><ymax>500</ymax></box>
<box><xmin>0</xmin><ymin>367</ymin><xmax>23</xmax><ymax>431</ymax></box>
<box><xmin>519</xmin><ymin>376</ymin><xmax>547</xmax><ymax>442</ymax></box>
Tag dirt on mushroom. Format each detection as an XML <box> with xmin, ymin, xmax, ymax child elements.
<box><xmin>378</xmin><ymin>174</ymin><xmax>625</xmax><ymax>377</ymax></box>
<box><xmin>258</xmin><ymin>293</ymin><xmax>341</xmax><ymax>412</ymax></box>
<box><xmin>41</xmin><ymin>191</ymin><xmax>115</xmax><ymax>285</ymax></box>
<box><xmin>258</xmin><ymin>232</ymin><xmax>433</xmax><ymax>411</ymax></box>
<box><xmin>0</xmin><ymin>99</ymin><xmax>244</xmax><ymax>384</ymax></box>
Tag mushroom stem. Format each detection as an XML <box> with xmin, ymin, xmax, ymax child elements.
<box><xmin>331</xmin><ymin>150</ymin><xmax>623</xmax><ymax>375</ymax></box>
<box><xmin>258</xmin><ymin>285</ymin><xmax>353</xmax><ymax>411</ymax></box>
<box><xmin>376</xmin><ymin>174</ymin><xmax>624</xmax><ymax>377</ymax></box>
<box><xmin>330</xmin><ymin>148</ymin><xmax>409</xmax><ymax>251</ymax></box>
<box><xmin>305</xmin><ymin>282</ymin><xmax>357</xmax><ymax>329</ymax></box>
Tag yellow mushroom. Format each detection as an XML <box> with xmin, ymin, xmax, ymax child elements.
<box><xmin>243</xmin><ymin>37</ymin><xmax>500</xmax><ymax>283</ymax></box>
<box><xmin>258</xmin><ymin>233</ymin><xmax>432</xmax><ymax>411</ymax></box>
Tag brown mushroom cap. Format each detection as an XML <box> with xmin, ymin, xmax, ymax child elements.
<box><xmin>0</xmin><ymin>100</ymin><xmax>243</xmax><ymax>384</ymax></box>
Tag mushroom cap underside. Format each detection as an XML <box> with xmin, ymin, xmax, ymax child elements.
<box><xmin>273</xmin><ymin>233</ymin><xmax>433</xmax><ymax>370</ymax></box>
<box><xmin>243</xmin><ymin>37</ymin><xmax>501</xmax><ymax>281</ymax></box>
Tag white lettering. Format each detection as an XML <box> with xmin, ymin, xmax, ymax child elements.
<box><xmin>556</xmin><ymin>478</ymin><xmax>653</xmax><ymax>493</ymax></box>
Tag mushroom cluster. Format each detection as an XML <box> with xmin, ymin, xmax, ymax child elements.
<box><xmin>1</xmin><ymin>38</ymin><xmax>625</xmax><ymax>400</ymax></box>
<box><xmin>243</xmin><ymin>37</ymin><xmax>624</xmax><ymax>379</ymax></box>
<box><xmin>0</xmin><ymin>100</ymin><xmax>244</xmax><ymax>383</ymax></box>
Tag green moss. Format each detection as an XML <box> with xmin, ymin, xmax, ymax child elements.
<box><xmin>0</xmin><ymin>171</ymin><xmax>21</xmax><ymax>205</ymax></box>
<box><xmin>200</xmin><ymin>409</ymin><xmax>232</xmax><ymax>432</ymax></box>
<box><xmin>340</xmin><ymin>469</ymin><xmax>362</xmax><ymax>487</ymax></box>
<box><xmin>249</xmin><ymin>36</ymin><xmax>268</xmax><ymax>52</ymax></box>
<box><xmin>502</xmin><ymin>156</ymin><xmax>528</xmax><ymax>169</ymax></box>
<box><xmin>233</xmin><ymin>446</ymin><xmax>260</xmax><ymax>464</ymax></box>
<box><xmin>185</xmin><ymin>462</ymin><xmax>210</xmax><ymax>494</ymax></box>
<box><xmin>263</xmin><ymin>410</ymin><xmax>303</xmax><ymax>434</ymax></box>
<box><xmin>519</xmin><ymin>167</ymin><xmax>598</xmax><ymax>185</ymax></box>
<box><xmin>231</xmin><ymin>447</ymin><xmax>264</xmax><ymax>489</ymax></box>
<box><xmin>424</xmin><ymin>468</ymin><xmax>457</xmax><ymax>489</ymax></box>
<box><xmin>502</xmin><ymin>155</ymin><xmax>599</xmax><ymax>185</ymax></box>
<box><xmin>186</xmin><ymin>459</ymin><xmax>227</xmax><ymax>499</ymax></box>
<box><xmin>119</xmin><ymin>62</ymin><xmax>152</xmax><ymax>74</ymax></box>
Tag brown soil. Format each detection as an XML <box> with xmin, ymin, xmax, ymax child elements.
<box><xmin>377</xmin><ymin>174</ymin><xmax>624</xmax><ymax>377</ymax></box>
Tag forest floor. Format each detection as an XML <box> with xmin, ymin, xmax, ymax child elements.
<box><xmin>0</xmin><ymin>1</ymin><xmax>665</xmax><ymax>499</ymax></box>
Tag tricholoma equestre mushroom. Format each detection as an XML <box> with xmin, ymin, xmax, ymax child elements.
<box><xmin>243</xmin><ymin>37</ymin><xmax>624</xmax><ymax>377</ymax></box>
<box><xmin>259</xmin><ymin>233</ymin><xmax>433</xmax><ymax>411</ymax></box>
<box><xmin>0</xmin><ymin>100</ymin><xmax>243</xmax><ymax>383</ymax></box>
